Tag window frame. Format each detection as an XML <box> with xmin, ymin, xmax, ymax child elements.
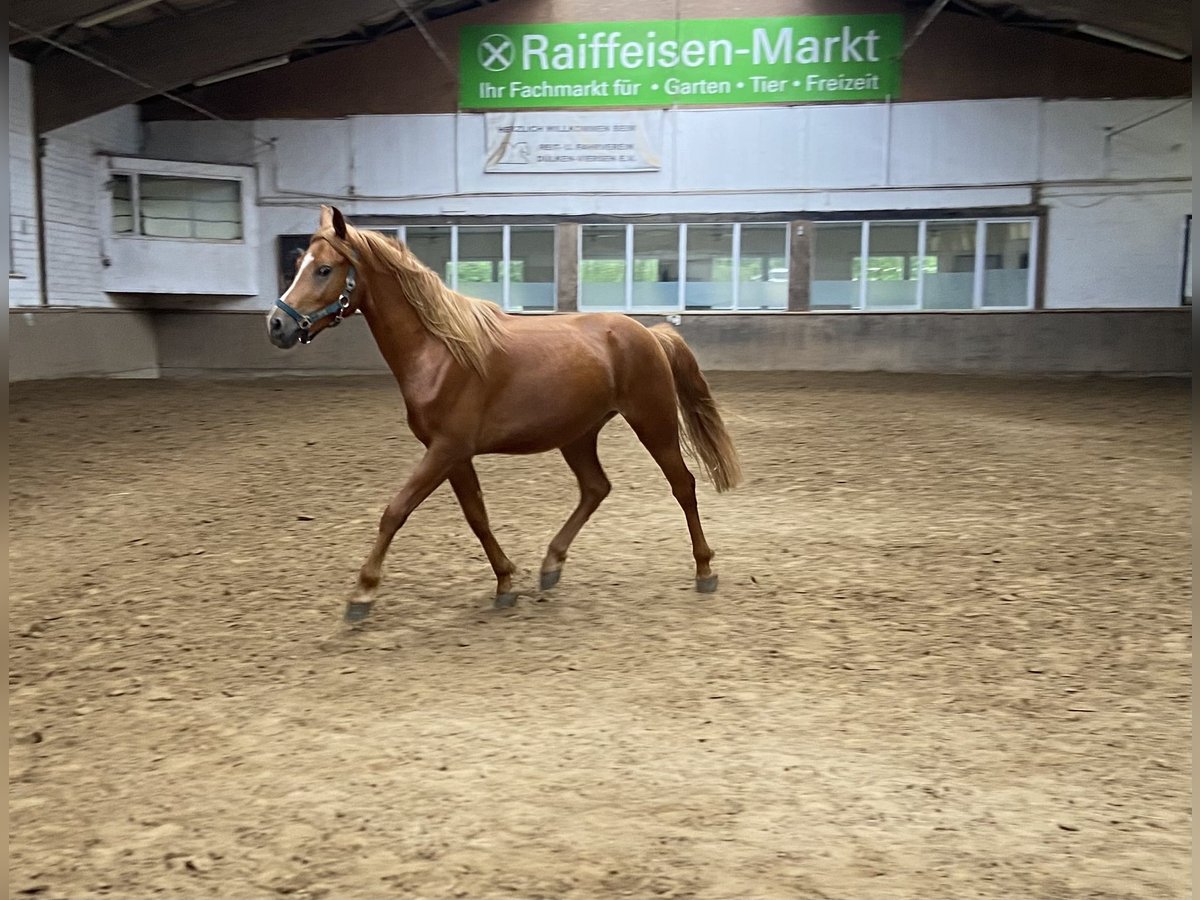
<box><xmin>860</xmin><ymin>219</ymin><xmax>922</xmax><ymax>312</ymax></box>
<box><xmin>108</xmin><ymin>169</ymin><xmax>246</xmax><ymax>244</ymax></box>
<box><xmin>815</xmin><ymin>215</ymin><xmax>1038</xmax><ymax>312</ymax></box>
<box><xmin>397</xmin><ymin>223</ymin><xmax>557</xmax><ymax>312</ymax></box>
<box><xmin>579</xmin><ymin>221</ymin><xmax>792</xmax><ymax>313</ymax></box>
<box><xmin>978</xmin><ymin>217</ymin><xmax>1039</xmax><ymax>311</ymax></box>
<box><xmin>282</xmin><ymin>213</ymin><xmax>1041</xmax><ymax>314</ymax></box>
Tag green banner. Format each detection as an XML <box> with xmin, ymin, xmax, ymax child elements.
<box><xmin>460</xmin><ymin>15</ymin><xmax>902</xmax><ymax>110</ymax></box>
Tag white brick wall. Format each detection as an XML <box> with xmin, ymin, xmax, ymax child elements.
<box><xmin>8</xmin><ymin>56</ymin><xmax>41</xmax><ymax>306</ymax></box>
<box><xmin>41</xmin><ymin>104</ymin><xmax>141</xmax><ymax>306</ymax></box>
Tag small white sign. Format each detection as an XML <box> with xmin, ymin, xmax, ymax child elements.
<box><xmin>484</xmin><ymin>110</ymin><xmax>663</xmax><ymax>173</ymax></box>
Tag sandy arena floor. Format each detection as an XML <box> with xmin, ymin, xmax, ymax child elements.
<box><xmin>8</xmin><ymin>371</ymin><xmax>1191</xmax><ymax>900</ymax></box>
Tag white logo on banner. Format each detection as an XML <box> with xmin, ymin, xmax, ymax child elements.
<box><xmin>484</xmin><ymin>110</ymin><xmax>664</xmax><ymax>173</ymax></box>
<box><xmin>478</xmin><ymin>35</ymin><xmax>515</xmax><ymax>72</ymax></box>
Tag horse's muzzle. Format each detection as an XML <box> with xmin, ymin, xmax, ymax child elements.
<box><xmin>267</xmin><ymin>310</ymin><xmax>301</xmax><ymax>349</ymax></box>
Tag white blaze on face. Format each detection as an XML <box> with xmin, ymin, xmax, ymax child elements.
<box><xmin>282</xmin><ymin>253</ymin><xmax>314</xmax><ymax>305</ymax></box>
<box><xmin>268</xmin><ymin>252</ymin><xmax>315</xmax><ymax>327</ymax></box>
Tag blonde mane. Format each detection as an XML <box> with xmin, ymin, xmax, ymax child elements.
<box><xmin>319</xmin><ymin>225</ymin><xmax>509</xmax><ymax>376</ymax></box>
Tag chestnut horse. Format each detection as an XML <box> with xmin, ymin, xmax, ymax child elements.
<box><xmin>268</xmin><ymin>207</ymin><xmax>742</xmax><ymax>622</ymax></box>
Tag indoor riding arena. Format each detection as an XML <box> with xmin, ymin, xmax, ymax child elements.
<box><xmin>8</xmin><ymin>2</ymin><xmax>1191</xmax><ymax>899</ymax></box>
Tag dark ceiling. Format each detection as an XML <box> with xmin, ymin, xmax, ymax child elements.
<box><xmin>8</xmin><ymin>0</ymin><xmax>1191</xmax><ymax>132</ymax></box>
<box><xmin>933</xmin><ymin>0</ymin><xmax>1190</xmax><ymax>56</ymax></box>
<box><xmin>9</xmin><ymin>0</ymin><xmax>491</xmax><ymax>130</ymax></box>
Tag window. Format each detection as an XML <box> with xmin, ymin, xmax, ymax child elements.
<box><xmin>112</xmin><ymin>174</ymin><xmax>134</xmax><ymax>234</ymax></box>
<box><xmin>508</xmin><ymin>226</ymin><xmax>555</xmax><ymax>311</ymax></box>
<box><xmin>397</xmin><ymin>224</ymin><xmax>555</xmax><ymax>312</ymax></box>
<box><xmin>633</xmin><ymin>225</ymin><xmax>681</xmax><ymax>310</ymax></box>
<box><xmin>924</xmin><ymin>221</ymin><xmax>977</xmax><ymax>309</ymax></box>
<box><xmin>864</xmin><ymin>221</ymin><xmax>920</xmax><ymax>310</ymax></box>
<box><xmin>812</xmin><ymin>223</ymin><xmax>862</xmax><ymax>310</ymax></box>
<box><xmin>110</xmin><ymin>173</ymin><xmax>242</xmax><ymax>240</ymax></box>
<box><xmin>581</xmin><ymin>222</ymin><xmax>789</xmax><ymax>312</ymax></box>
<box><xmin>981</xmin><ymin>221</ymin><xmax>1032</xmax><ymax>308</ymax></box>
<box><xmin>407</xmin><ymin>226</ymin><xmax>453</xmax><ymax>290</ymax></box>
<box><xmin>270</xmin><ymin>217</ymin><xmax>1040</xmax><ymax>314</ymax></box>
<box><xmin>580</xmin><ymin>225</ymin><xmax>628</xmax><ymax>311</ymax></box>
<box><xmin>813</xmin><ymin>217</ymin><xmax>1037</xmax><ymax>310</ymax></box>
<box><xmin>739</xmin><ymin>224</ymin><xmax>788</xmax><ymax>310</ymax></box>
<box><xmin>453</xmin><ymin>226</ymin><xmax>503</xmax><ymax>304</ymax></box>
<box><xmin>685</xmin><ymin>224</ymin><xmax>734</xmax><ymax>310</ymax></box>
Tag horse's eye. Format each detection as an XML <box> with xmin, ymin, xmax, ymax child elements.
<box><xmin>317</xmin><ymin>265</ymin><xmax>332</xmax><ymax>277</ymax></box>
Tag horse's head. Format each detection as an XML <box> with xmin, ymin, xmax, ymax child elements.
<box><xmin>267</xmin><ymin>206</ymin><xmax>361</xmax><ymax>349</ymax></box>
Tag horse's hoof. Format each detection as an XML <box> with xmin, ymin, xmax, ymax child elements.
<box><xmin>344</xmin><ymin>600</ymin><xmax>374</xmax><ymax>623</ymax></box>
<box><xmin>539</xmin><ymin>569</ymin><xmax>561</xmax><ymax>591</ymax></box>
<box><xmin>494</xmin><ymin>592</ymin><xmax>518</xmax><ymax>609</ymax></box>
<box><xmin>696</xmin><ymin>574</ymin><xmax>719</xmax><ymax>594</ymax></box>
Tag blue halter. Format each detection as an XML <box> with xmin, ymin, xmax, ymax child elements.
<box><xmin>274</xmin><ymin>267</ymin><xmax>357</xmax><ymax>344</ymax></box>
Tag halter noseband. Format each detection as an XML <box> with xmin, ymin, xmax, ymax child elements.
<box><xmin>274</xmin><ymin>267</ymin><xmax>357</xmax><ymax>344</ymax></box>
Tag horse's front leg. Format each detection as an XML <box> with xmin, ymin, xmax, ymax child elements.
<box><xmin>449</xmin><ymin>461</ymin><xmax>519</xmax><ymax>608</ymax></box>
<box><xmin>346</xmin><ymin>444</ymin><xmax>460</xmax><ymax>622</ymax></box>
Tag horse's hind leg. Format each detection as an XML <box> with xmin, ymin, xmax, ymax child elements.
<box><xmin>622</xmin><ymin>405</ymin><xmax>717</xmax><ymax>593</ymax></box>
<box><xmin>540</xmin><ymin>426</ymin><xmax>611</xmax><ymax>591</ymax></box>
<box><xmin>449</xmin><ymin>461</ymin><xmax>519</xmax><ymax>608</ymax></box>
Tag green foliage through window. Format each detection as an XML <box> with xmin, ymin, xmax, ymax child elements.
<box><xmin>851</xmin><ymin>256</ymin><xmax>938</xmax><ymax>281</ymax></box>
<box><xmin>580</xmin><ymin>259</ymin><xmax>627</xmax><ymax>283</ymax></box>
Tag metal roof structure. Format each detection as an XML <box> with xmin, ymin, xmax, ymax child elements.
<box><xmin>9</xmin><ymin>0</ymin><xmax>1191</xmax><ymax>132</ymax></box>
<box><xmin>9</xmin><ymin>0</ymin><xmax>489</xmax><ymax>129</ymax></box>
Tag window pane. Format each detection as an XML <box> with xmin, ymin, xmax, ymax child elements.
<box><xmin>189</xmin><ymin>180</ymin><xmax>240</xmax><ymax>220</ymax></box>
<box><xmin>923</xmin><ymin>221</ymin><xmax>976</xmax><ymax>310</ymax></box>
<box><xmin>580</xmin><ymin>225</ymin><xmax>627</xmax><ymax>310</ymax></box>
<box><xmin>981</xmin><ymin>221</ymin><xmax>1032</xmax><ymax>308</ymax></box>
<box><xmin>685</xmin><ymin>224</ymin><xmax>734</xmax><ymax>310</ymax></box>
<box><xmin>191</xmin><ymin>179</ymin><xmax>241</xmax><ymax>239</ymax></box>
<box><xmin>631</xmin><ymin>225</ymin><xmax>679</xmax><ymax>310</ymax></box>
<box><xmin>739</xmin><ymin>223</ymin><xmax>788</xmax><ymax>310</ymax></box>
<box><xmin>139</xmin><ymin>175</ymin><xmax>241</xmax><ymax>239</ymax></box>
<box><xmin>812</xmin><ymin>222</ymin><xmax>862</xmax><ymax>309</ymax></box>
<box><xmin>111</xmin><ymin>174</ymin><xmax>133</xmax><ymax>235</ymax></box>
<box><xmin>454</xmin><ymin>226</ymin><xmax>503</xmax><ymax>303</ymax></box>
<box><xmin>139</xmin><ymin>179</ymin><xmax>192</xmax><ymax>237</ymax></box>
<box><xmin>407</xmin><ymin>227</ymin><xmax>453</xmax><ymax>287</ymax></box>
<box><xmin>865</xmin><ymin>222</ymin><xmax>919</xmax><ymax>309</ymax></box>
<box><xmin>508</xmin><ymin>226</ymin><xmax>555</xmax><ymax>311</ymax></box>
<box><xmin>194</xmin><ymin>221</ymin><xmax>238</xmax><ymax>240</ymax></box>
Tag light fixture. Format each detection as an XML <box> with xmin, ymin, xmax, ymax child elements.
<box><xmin>194</xmin><ymin>56</ymin><xmax>291</xmax><ymax>87</ymax></box>
<box><xmin>76</xmin><ymin>0</ymin><xmax>162</xmax><ymax>29</ymax></box>
<box><xmin>1075</xmin><ymin>23</ymin><xmax>1188</xmax><ymax>60</ymax></box>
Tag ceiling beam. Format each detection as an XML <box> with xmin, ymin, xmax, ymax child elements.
<box><xmin>9</xmin><ymin>0</ymin><xmax>123</xmax><ymax>41</ymax></box>
<box><xmin>23</xmin><ymin>0</ymin><xmax>407</xmax><ymax>131</ymax></box>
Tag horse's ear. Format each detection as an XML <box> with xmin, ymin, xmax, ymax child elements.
<box><xmin>318</xmin><ymin>205</ymin><xmax>333</xmax><ymax>229</ymax></box>
<box><xmin>331</xmin><ymin>207</ymin><xmax>348</xmax><ymax>241</ymax></box>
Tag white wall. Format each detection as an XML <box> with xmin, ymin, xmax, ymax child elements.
<box><xmin>100</xmin><ymin>156</ymin><xmax>260</xmax><ymax>295</ymax></box>
<box><xmin>10</xmin><ymin>308</ymin><xmax>159</xmax><ymax>380</ymax></box>
<box><xmin>1044</xmin><ymin>184</ymin><xmax>1191</xmax><ymax>308</ymax></box>
<box><xmin>41</xmin><ymin>105</ymin><xmax>142</xmax><ymax>307</ymax></box>
<box><xmin>144</xmin><ymin>98</ymin><xmax>1185</xmax><ymax>206</ymax></box>
<box><xmin>109</xmin><ymin>97</ymin><xmax>1200</xmax><ymax>312</ymax></box>
<box><xmin>1037</xmin><ymin>100</ymin><xmax>1192</xmax><ymax>308</ymax></box>
<box><xmin>9</xmin><ymin>56</ymin><xmax>42</xmax><ymax>306</ymax></box>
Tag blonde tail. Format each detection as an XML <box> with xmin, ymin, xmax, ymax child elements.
<box><xmin>650</xmin><ymin>325</ymin><xmax>743</xmax><ymax>492</ymax></box>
